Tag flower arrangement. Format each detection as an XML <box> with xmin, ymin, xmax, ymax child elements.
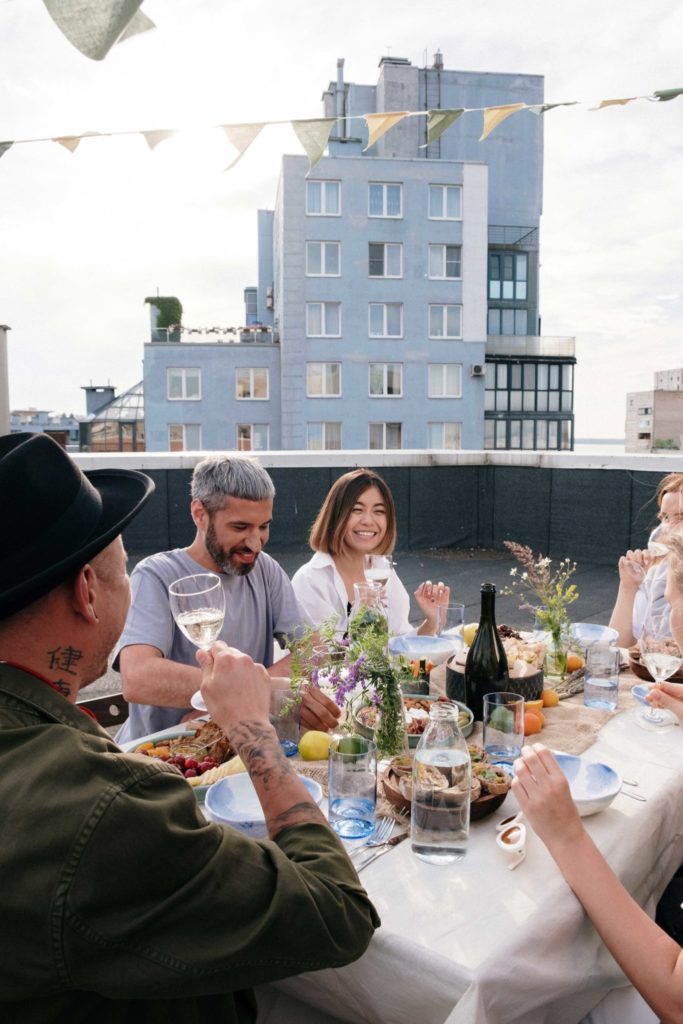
<box><xmin>502</xmin><ymin>541</ymin><xmax>579</xmax><ymax>676</ymax></box>
<box><xmin>288</xmin><ymin>606</ymin><xmax>409</xmax><ymax>757</ymax></box>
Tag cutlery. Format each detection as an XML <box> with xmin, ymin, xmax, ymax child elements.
<box><xmin>621</xmin><ymin>778</ymin><xmax>639</xmax><ymax>787</ymax></box>
<box><xmin>508</xmin><ymin>850</ymin><xmax>526</xmax><ymax>871</ymax></box>
<box><xmin>349</xmin><ymin>816</ymin><xmax>394</xmax><ymax>859</ymax></box>
<box><xmin>620</xmin><ymin>788</ymin><xmax>647</xmax><ymax>802</ymax></box>
<box><xmin>356</xmin><ymin>831</ymin><xmax>409</xmax><ymax>871</ymax></box>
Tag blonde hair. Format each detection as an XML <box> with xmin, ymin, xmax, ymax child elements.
<box><xmin>309</xmin><ymin>469</ymin><xmax>397</xmax><ymax>557</ymax></box>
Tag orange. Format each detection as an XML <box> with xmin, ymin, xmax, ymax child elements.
<box><xmin>542</xmin><ymin>689</ymin><xmax>560</xmax><ymax>708</ymax></box>
<box><xmin>524</xmin><ymin>710</ymin><xmax>543</xmax><ymax>736</ymax></box>
<box><xmin>566</xmin><ymin>653</ymin><xmax>584</xmax><ymax>673</ymax></box>
<box><xmin>525</xmin><ymin>699</ymin><xmax>544</xmax><ymax>712</ymax></box>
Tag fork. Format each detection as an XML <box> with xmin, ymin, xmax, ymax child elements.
<box><xmin>349</xmin><ymin>816</ymin><xmax>394</xmax><ymax>858</ymax></box>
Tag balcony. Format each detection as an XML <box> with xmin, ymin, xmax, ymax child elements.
<box><xmin>486</xmin><ymin>336</ymin><xmax>576</xmax><ymax>359</ymax></box>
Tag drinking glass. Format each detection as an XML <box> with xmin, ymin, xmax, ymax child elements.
<box><xmin>328</xmin><ymin>735</ymin><xmax>377</xmax><ymax>839</ymax></box>
<box><xmin>270</xmin><ymin>688</ymin><xmax>300</xmax><ymax>755</ymax></box>
<box><xmin>482</xmin><ymin>692</ymin><xmax>524</xmax><ymax>770</ymax></box>
<box><xmin>635</xmin><ymin>606</ymin><xmax>682</xmax><ymax>731</ymax></box>
<box><xmin>169</xmin><ymin>573</ymin><xmax>226</xmax><ymax>651</ymax></box>
<box><xmin>437</xmin><ymin>602</ymin><xmax>465</xmax><ymax>637</ymax></box>
<box><xmin>363</xmin><ymin>554</ymin><xmax>394</xmax><ymax>589</ymax></box>
<box><xmin>583</xmin><ymin>647</ymin><xmax>620</xmax><ymax>711</ymax></box>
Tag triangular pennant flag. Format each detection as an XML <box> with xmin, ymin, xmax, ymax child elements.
<box><xmin>0</xmin><ymin>142</ymin><xmax>13</xmax><ymax>160</ymax></box>
<box><xmin>222</xmin><ymin>123</ymin><xmax>264</xmax><ymax>170</ymax></box>
<box><xmin>291</xmin><ymin>118</ymin><xmax>335</xmax><ymax>169</ymax></box>
<box><xmin>42</xmin><ymin>0</ymin><xmax>144</xmax><ymax>61</ymax></box>
<box><xmin>590</xmin><ymin>96</ymin><xmax>638</xmax><ymax>111</ymax></box>
<box><xmin>117</xmin><ymin>8</ymin><xmax>155</xmax><ymax>44</ymax></box>
<box><xmin>654</xmin><ymin>87</ymin><xmax>683</xmax><ymax>102</ymax></box>
<box><xmin>479</xmin><ymin>103</ymin><xmax>526</xmax><ymax>141</ymax></box>
<box><xmin>54</xmin><ymin>130</ymin><xmax>103</xmax><ymax>153</ymax></box>
<box><xmin>141</xmin><ymin>129</ymin><xmax>175</xmax><ymax>150</ymax></box>
<box><xmin>526</xmin><ymin>101</ymin><xmax>579</xmax><ymax>115</ymax></box>
<box><xmin>422</xmin><ymin>108</ymin><xmax>464</xmax><ymax>146</ymax></box>
<box><xmin>363</xmin><ymin>111</ymin><xmax>409</xmax><ymax>151</ymax></box>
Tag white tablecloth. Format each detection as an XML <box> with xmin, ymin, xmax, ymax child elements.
<box><xmin>257</xmin><ymin>703</ymin><xmax>683</xmax><ymax>1024</ymax></box>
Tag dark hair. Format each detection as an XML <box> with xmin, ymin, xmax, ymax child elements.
<box><xmin>309</xmin><ymin>469</ymin><xmax>397</xmax><ymax>556</ymax></box>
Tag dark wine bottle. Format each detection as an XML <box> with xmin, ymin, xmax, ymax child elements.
<box><xmin>464</xmin><ymin>582</ymin><xmax>509</xmax><ymax>721</ymax></box>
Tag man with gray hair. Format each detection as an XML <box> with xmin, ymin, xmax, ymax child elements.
<box><xmin>115</xmin><ymin>454</ymin><xmax>340</xmax><ymax>742</ymax></box>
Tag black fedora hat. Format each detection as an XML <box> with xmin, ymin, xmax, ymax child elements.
<box><xmin>0</xmin><ymin>432</ymin><xmax>155</xmax><ymax>619</ymax></box>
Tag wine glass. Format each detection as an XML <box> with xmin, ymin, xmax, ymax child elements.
<box><xmin>634</xmin><ymin>606</ymin><xmax>682</xmax><ymax>731</ymax></box>
<box><xmin>169</xmin><ymin>574</ymin><xmax>226</xmax><ymax>651</ymax></box>
<box><xmin>363</xmin><ymin>554</ymin><xmax>393</xmax><ymax>588</ymax></box>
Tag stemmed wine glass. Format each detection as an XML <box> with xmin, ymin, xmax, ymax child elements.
<box><xmin>634</xmin><ymin>605</ymin><xmax>682</xmax><ymax>731</ymax></box>
<box><xmin>169</xmin><ymin>574</ymin><xmax>226</xmax><ymax>712</ymax></box>
<box><xmin>363</xmin><ymin>554</ymin><xmax>393</xmax><ymax>588</ymax></box>
<box><xmin>169</xmin><ymin>574</ymin><xmax>226</xmax><ymax>650</ymax></box>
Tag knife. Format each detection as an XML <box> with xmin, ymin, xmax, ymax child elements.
<box><xmin>356</xmin><ymin>831</ymin><xmax>409</xmax><ymax>872</ymax></box>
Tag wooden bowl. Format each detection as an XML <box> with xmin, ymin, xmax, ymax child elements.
<box><xmin>381</xmin><ymin>767</ymin><xmax>507</xmax><ymax>822</ymax></box>
<box><xmin>629</xmin><ymin>645</ymin><xmax>683</xmax><ymax>683</ymax></box>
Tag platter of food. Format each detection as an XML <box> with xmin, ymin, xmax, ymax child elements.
<box><xmin>381</xmin><ymin>744</ymin><xmax>510</xmax><ymax>822</ymax></box>
<box><xmin>121</xmin><ymin>720</ymin><xmax>245</xmax><ymax>803</ymax></box>
<box><xmin>353</xmin><ymin>694</ymin><xmax>474</xmax><ymax>747</ymax></box>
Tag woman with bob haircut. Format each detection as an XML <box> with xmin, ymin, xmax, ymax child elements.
<box><xmin>292</xmin><ymin>468</ymin><xmax>447</xmax><ymax>636</ymax></box>
<box><xmin>610</xmin><ymin>472</ymin><xmax>683</xmax><ymax>646</ymax></box>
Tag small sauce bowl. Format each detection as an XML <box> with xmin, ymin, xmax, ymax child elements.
<box><xmin>496</xmin><ymin>822</ymin><xmax>527</xmax><ymax>855</ymax></box>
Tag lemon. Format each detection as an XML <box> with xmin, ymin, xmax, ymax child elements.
<box><xmin>298</xmin><ymin>730</ymin><xmax>334</xmax><ymax>761</ymax></box>
<box><xmin>463</xmin><ymin>622</ymin><xmax>478</xmax><ymax>647</ymax></box>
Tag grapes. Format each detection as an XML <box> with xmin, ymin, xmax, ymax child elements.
<box><xmin>135</xmin><ymin>745</ymin><xmax>219</xmax><ymax>780</ymax></box>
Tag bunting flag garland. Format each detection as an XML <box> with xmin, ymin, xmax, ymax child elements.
<box><xmin>222</xmin><ymin>123</ymin><xmax>265</xmax><ymax>169</ymax></box>
<box><xmin>479</xmin><ymin>102</ymin><xmax>526</xmax><ymax>141</ymax></box>
<box><xmin>0</xmin><ymin>85</ymin><xmax>680</xmax><ymax>171</ymax></box>
<box><xmin>141</xmin><ymin>129</ymin><xmax>176</xmax><ymax>150</ymax></box>
<box><xmin>423</xmin><ymin>108</ymin><xmax>464</xmax><ymax>146</ymax></box>
<box><xmin>363</xmin><ymin>111</ymin><xmax>411</xmax><ymax>150</ymax></box>
<box><xmin>42</xmin><ymin>0</ymin><xmax>154</xmax><ymax>62</ymax></box>
<box><xmin>291</xmin><ymin>118</ymin><xmax>336</xmax><ymax>169</ymax></box>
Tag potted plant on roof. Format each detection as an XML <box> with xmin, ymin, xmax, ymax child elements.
<box><xmin>145</xmin><ymin>296</ymin><xmax>183</xmax><ymax>343</ymax></box>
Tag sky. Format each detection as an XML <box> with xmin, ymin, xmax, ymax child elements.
<box><xmin>0</xmin><ymin>0</ymin><xmax>681</xmax><ymax>439</ymax></box>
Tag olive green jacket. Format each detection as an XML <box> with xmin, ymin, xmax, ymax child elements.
<box><xmin>0</xmin><ymin>664</ymin><xmax>380</xmax><ymax>1023</ymax></box>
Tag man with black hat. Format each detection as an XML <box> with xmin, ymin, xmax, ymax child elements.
<box><xmin>0</xmin><ymin>433</ymin><xmax>379</xmax><ymax>1021</ymax></box>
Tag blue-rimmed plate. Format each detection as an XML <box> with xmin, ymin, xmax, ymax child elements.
<box><xmin>570</xmin><ymin>623</ymin><xmax>619</xmax><ymax>648</ymax></box>
<box><xmin>388</xmin><ymin>633</ymin><xmax>461</xmax><ymax>666</ymax></box>
<box><xmin>554</xmin><ymin>753</ymin><xmax>622</xmax><ymax>816</ymax></box>
<box><xmin>205</xmin><ymin>773</ymin><xmax>323</xmax><ymax>836</ymax></box>
<box><xmin>631</xmin><ymin>683</ymin><xmax>651</xmax><ymax>706</ymax></box>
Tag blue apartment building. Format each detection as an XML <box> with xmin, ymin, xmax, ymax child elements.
<box><xmin>143</xmin><ymin>54</ymin><xmax>575</xmax><ymax>453</ymax></box>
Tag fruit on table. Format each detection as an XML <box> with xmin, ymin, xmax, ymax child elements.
<box><xmin>566</xmin><ymin>653</ymin><xmax>585</xmax><ymax>673</ymax></box>
<box><xmin>542</xmin><ymin>688</ymin><xmax>560</xmax><ymax>707</ymax></box>
<box><xmin>524</xmin><ymin>710</ymin><xmax>543</xmax><ymax>736</ymax></box>
<box><xmin>298</xmin><ymin>730</ymin><xmax>334</xmax><ymax>761</ymax></box>
<box><xmin>463</xmin><ymin>622</ymin><xmax>479</xmax><ymax>647</ymax></box>
<box><xmin>524</xmin><ymin>699</ymin><xmax>544</xmax><ymax>713</ymax></box>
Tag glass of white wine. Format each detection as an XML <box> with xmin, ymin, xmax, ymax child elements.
<box><xmin>635</xmin><ymin>605</ymin><xmax>682</xmax><ymax>731</ymax></box>
<box><xmin>363</xmin><ymin>554</ymin><xmax>393</xmax><ymax>589</ymax></box>
<box><xmin>169</xmin><ymin>574</ymin><xmax>226</xmax><ymax>651</ymax></box>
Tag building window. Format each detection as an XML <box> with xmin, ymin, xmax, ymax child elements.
<box><xmin>428</xmin><ymin>422</ymin><xmax>461</xmax><ymax>449</ymax></box>
<box><xmin>429</xmin><ymin>184</ymin><xmax>462</xmax><ymax>220</ymax></box>
<box><xmin>307</xmin><ymin>362</ymin><xmax>341</xmax><ymax>397</ymax></box>
<box><xmin>487</xmin><ymin>308</ymin><xmax>527</xmax><ymax>335</ymax></box>
<box><xmin>306</xmin><ymin>179</ymin><xmax>340</xmax><ymax>216</ymax></box>
<box><xmin>428</xmin><ymin>363</ymin><xmax>462</xmax><ymax>398</ymax></box>
<box><xmin>236</xmin><ymin>367</ymin><xmax>269</xmax><ymax>400</ymax></box>
<box><xmin>489</xmin><ymin>253</ymin><xmax>528</xmax><ymax>300</ymax></box>
<box><xmin>369</xmin><ymin>362</ymin><xmax>403</xmax><ymax>397</ymax></box>
<box><xmin>368</xmin><ymin>182</ymin><xmax>402</xmax><ymax>218</ymax></box>
<box><xmin>369</xmin><ymin>302</ymin><xmax>403</xmax><ymax>338</ymax></box>
<box><xmin>307</xmin><ymin>422</ymin><xmax>342</xmax><ymax>450</ymax></box>
<box><xmin>369</xmin><ymin>422</ymin><xmax>402</xmax><ymax>449</ymax></box>
<box><xmin>429</xmin><ymin>304</ymin><xmax>461</xmax><ymax>339</ymax></box>
<box><xmin>306</xmin><ymin>241</ymin><xmax>340</xmax><ymax>276</ymax></box>
<box><xmin>306</xmin><ymin>301</ymin><xmax>341</xmax><ymax>337</ymax></box>
<box><xmin>168</xmin><ymin>423</ymin><xmax>201</xmax><ymax>451</ymax></box>
<box><xmin>167</xmin><ymin>367</ymin><xmax>201</xmax><ymax>400</ymax></box>
<box><xmin>428</xmin><ymin>244</ymin><xmax>461</xmax><ymax>280</ymax></box>
<box><xmin>237</xmin><ymin>424</ymin><xmax>269</xmax><ymax>451</ymax></box>
<box><xmin>637</xmin><ymin>406</ymin><xmax>653</xmax><ymax>415</ymax></box>
<box><xmin>368</xmin><ymin>242</ymin><xmax>402</xmax><ymax>278</ymax></box>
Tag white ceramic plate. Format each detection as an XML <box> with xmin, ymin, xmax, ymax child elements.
<box><xmin>554</xmin><ymin>753</ymin><xmax>622</xmax><ymax>816</ymax></box>
<box><xmin>569</xmin><ymin>623</ymin><xmax>619</xmax><ymax>648</ymax></box>
<box><xmin>119</xmin><ymin>725</ymin><xmax>197</xmax><ymax>752</ymax></box>
<box><xmin>388</xmin><ymin>633</ymin><xmax>460</xmax><ymax>666</ymax></box>
<box><xmin>205</xmin><ymin>773</ymin><xmax>324</xmax><ymax>836</ymax></box>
